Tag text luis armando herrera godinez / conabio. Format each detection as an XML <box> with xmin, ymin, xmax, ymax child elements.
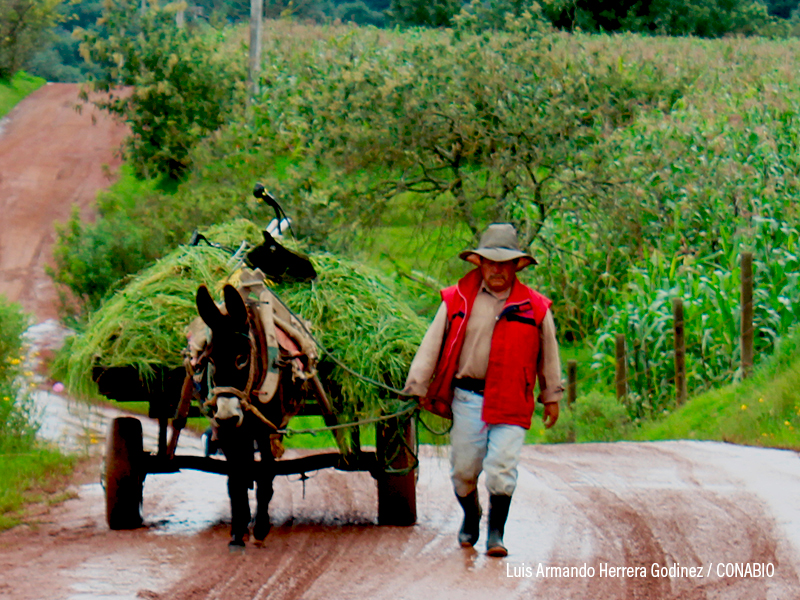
<box><xmin>507</xmin><ymin>562</ymin><xmax>775</xmax><ymax>579</ymax></box>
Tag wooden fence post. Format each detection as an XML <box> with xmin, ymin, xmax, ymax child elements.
<box><xmin>567</xmin><ymin>360</ymin><xmax>577</xmax><ymax>407</ymax></box>
<box><xmin>248</xmin><ymin>0</ymin><xmax>263</xmax><ymax>103</ymax></box>
<box><xmin>615</xmin><ymin>334</ymin><xmax>627</xmax><ymax>402</ymax></box>
<box><xmin>741</xmin><ymin>252</ymin><xmax>753</xmax><ymax>378</ymax></box>
<box><xmin>673</xmin><ymin>298</ymin><xmax>687</xmax><ymax>405</ymax></box>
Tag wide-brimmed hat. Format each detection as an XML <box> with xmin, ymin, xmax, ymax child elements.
<box><xmin>459</xmin><ymin>223</ymin><xmax>537</xmax><ymax>271</ymax></box>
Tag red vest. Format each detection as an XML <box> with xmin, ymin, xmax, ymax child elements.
<box><xmin>422</xmin><ymin>269</ymin><xmax>552</xmax><ymax>429</ymax></box>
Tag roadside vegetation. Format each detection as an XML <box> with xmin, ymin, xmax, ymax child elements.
<box><xmin>0</xmin><ymin>72</ymin><xmax>45</xmax><ymax>118</ymax></box>
<box><xmin>0</xmin><ymin>298</ymin><xmax>73</xmax><ymax>531</ymax></box>
<box><xmin>635</xmin><ymin>327</ymin><xmax>800</xmax><ymax>449</ymax></box>
<box><xmin>526</xmin><ymin>326</ymin><xmax>800</xmax><ymax>451</ymax></box>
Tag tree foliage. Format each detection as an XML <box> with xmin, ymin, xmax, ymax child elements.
<box><xmin>542</xmin><ymin>0</ymin><xmax>778</xmax><ymax>36</ymax></box>
<box><xmin>24</xmin><ymin>0</ymin><xmax>104</xmax><ymax>82</ymax></box>
<box><xmin>77</xmin><ymin>0</ymin><xmax>245</xmax><ymax>178</ymax></box>
<box><xmin>763</xmin><ymin>0</ymin><xmax>799</xmax><ymax>19</ymax></box>
<box><xmin>246</xmin><ymin>23</ymin><xmax>692</xmax><ymax>253</ymax></box>
<box><xmin>389</xmin><ymin>0</ymin><xmax>460</xmax><ymax>26</ymax></box>
<box><xmin>0</xmin><ymin>0</ymin><xmax>63</xmax><ymax>80</ymax></box>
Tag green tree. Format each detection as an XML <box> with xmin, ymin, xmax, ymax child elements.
<box><xmin>455</xmin><ymin>0</ymin><xmax>549</xmax><ymax>31</ymax></box>
<box><xmin>390</xmin><ymin>0</ymin><xmax>461</xmax><ymax>26</ymax></box>
<box><xmin>337</xmin><ymin>0</ymin><xmax>387</xmax><ymax>25</ymax></box>
<box><xmin>25</xmin><ymin>0</ymin><xmax>105</xmax><ymax>82</ymax></box>
<box><xmin>764</xmin><ymin>0</ymin><xmax>798</xmax><ymax>18</ymax></box>
<box><xmin>77</xmin><ymin>0</ymin><xmax>245</xmax><ymax>178</ymax></box>
<box><xmin>543</xmin><ymin>0</ymin><xmax>776</xmax><ymax>36</ymax></box>
<box><xmin>0</xmin><ymin>0</ymin><xmax>63</xmax><ymax>80</ymax></box>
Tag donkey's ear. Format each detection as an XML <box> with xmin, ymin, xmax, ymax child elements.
<box><xmin>197</xmin><ymin>285</ymin><xmax>223</xmax><ymax>330</ymax></box>
<box><xmin>222</xmin><ymin>284</ymin><xmax>248</xmax><ymax>330</ymax></box>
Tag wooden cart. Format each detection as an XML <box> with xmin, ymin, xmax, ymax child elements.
<box><xmin>93</xmin><ymin>364</ymin><xmax>417</xmax><ymax>531</ymax></box>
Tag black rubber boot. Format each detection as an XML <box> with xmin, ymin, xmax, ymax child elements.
<box><xmin>486</xmin><ymin>494</ymin><xmax>512</xmax><ymax>557</ymax></box>
<box><xmin>456</xmin><ymin>490</ymin><xmax>482</xmax><ymax>547</ymax></box>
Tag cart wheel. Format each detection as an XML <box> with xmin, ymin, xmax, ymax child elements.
<box><xmin>105</xmin><ymin>417</ymin><xmax>144</xmax><ymax>530</ymax></box>
<box><xmin>376</xmin><ymin>415</ymin><xmax>417</xmax><ymax>526</ymax></box>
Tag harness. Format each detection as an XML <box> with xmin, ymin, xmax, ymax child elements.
<box><xmin>198</xmin><ymin>315</ymin><xmax>278</xmax><ymax>431</ymax></box>
<box><xmin>190</xmin><ymin>277</ymin><xmax>318</xmax><ymax>435</ymax></box>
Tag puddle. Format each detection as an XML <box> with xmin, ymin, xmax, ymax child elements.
<box><xmin>21</xmin><ymin>321</ymin><xmax>232</xmax><ymax>537</ymax></box>
<box><xmin>30</xmin><ymin>390</ymin><xmax>207</xmax><ymax>457</ymax></box>
<box><xmin>32</xmin><ymin>391</ymin><xmax>112</xmax><ymax>454</ymax></box>
<box><xmin>67</xmin><ymin>548</ymin><xmax>185</xmax><ymax>600</ymax></box>
<box><xmin>142</xmin><ymin>469</ymin><xmax>231</xmax><ymax>535</ymax></box>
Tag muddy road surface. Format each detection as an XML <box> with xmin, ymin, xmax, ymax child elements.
<box><xmin>2</xmin><ymin>412</ymin><xmax>800</xmax><ymax>600</ymax></box>
<box><xmin>0</xmin><ymin>83</ymin><xmax>127</xmax><ymax>321</ymax></box>
<box><xmin>2</xmin><ymin>82</ymin><xmax>800</xmax><ymax>600</ymax></box>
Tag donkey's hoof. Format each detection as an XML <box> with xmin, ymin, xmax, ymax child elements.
<box><xmin>229</xmin><ymin>535</ymin><xmax>246</xmax><ymax>552</ymax></box>
<box><xmin>253</xmin><ymin>521</ymin><xmax>271</xmax><ymax>545</ymax></box>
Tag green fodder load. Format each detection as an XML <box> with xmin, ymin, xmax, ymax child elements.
<box><xmin>59</xmin><ymin>219</ymin><xmax>427</xmax><ymax>421</ymax></box>
<box><xmin>272</xmin><ymin>253</ymin><xmax>427</xmax><ymax>422</ymax></box>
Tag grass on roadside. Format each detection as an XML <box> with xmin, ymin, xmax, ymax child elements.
<box><xmin>633</xmin><ymin>328</ymin><xmax>800</xmax><ymax>450</ymax></box>
<box><xmin>0</xmin><ymin>72</ymin><xmax>46</xmax><ymax>119</ymax></box>
<box><xmin>0</xmin><ymin>448</ymin><xmax>74</xmax><ymax>530</ymax></box>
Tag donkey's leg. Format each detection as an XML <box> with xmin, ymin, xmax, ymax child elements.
<box><xmin>253</xmin><ymin>439</ymin><xmax>276</xmax><ymax>543</ymax></box>
<box><xmin>227</xmin><ymin>471</ymin><xmax>252</xmax><ymax>546</ymax></box>
<box><xmin>221</xmin><ymin>432</ymin><xmax>254</xmax><ymax>547</ymax></box>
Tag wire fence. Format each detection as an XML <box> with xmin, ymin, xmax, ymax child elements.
<box><xmin>564</xmin><ymin>252</ymin><xmax>757</xmax><ymax>416</ymax></box>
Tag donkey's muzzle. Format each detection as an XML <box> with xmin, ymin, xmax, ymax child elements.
<box><xmin>214</xmin><ymin>396</ymin><xmax>244</xmax><ymax>427</ymax></box>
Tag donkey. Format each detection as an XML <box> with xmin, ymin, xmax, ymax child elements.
<box><xmin>195</xmin><ymin>283</ymin><xmax>310</xmax><ymax>548</ymax></box>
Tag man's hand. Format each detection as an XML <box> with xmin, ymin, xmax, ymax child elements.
<box><xmin>542</xmin><ymin>402</ymin><xmax>559</xmax><ymax>429</ymax></box>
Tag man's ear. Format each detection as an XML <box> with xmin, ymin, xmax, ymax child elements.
<box><xmin>222</xmin><ymin>284</ymin><xmax>248</xmax><ymax>330</ymax></box>
<box><xmin>466</xmin><ymin>253</ymin><xmax>481</xmax><ymax>267</ymax></box>
<box><xmin>197</xmin><ymin>285</ymin><xmax>223</xmax><ymax>331</ymax></box>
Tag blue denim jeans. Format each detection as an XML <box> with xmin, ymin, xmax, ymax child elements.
<box><xmin>450</xmin><ymin>387</ymin><xmax>526</xmax><ymax>497</ymax></box>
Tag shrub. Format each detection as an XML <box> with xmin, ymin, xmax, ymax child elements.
<box><xmin>546</xmin><ymin>392</ymin><xmax>632</xmax><ymax>443</ymax></box>
<box><xmin>77</xmin><ymin>0</ymin><xmax>246</xmax><ymax>178</ymax></box>
<box><xmin>0</xmin><ymin>296</ymin><xmax>37</xmax><ymax>452</ymax></box>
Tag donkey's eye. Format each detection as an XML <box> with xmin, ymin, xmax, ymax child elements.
<box><xmin>235</xmin><ymin>354</ymin><xmax>249</xmax><ymax>370</ymax></box>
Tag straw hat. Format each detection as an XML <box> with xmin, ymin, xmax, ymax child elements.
<box><xmin>459</xmin><ymin>223</ymin><xmax>536</xmax><ymax>271</ymax></box>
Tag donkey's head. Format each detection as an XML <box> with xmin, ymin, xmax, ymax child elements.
<box><xmin>196</xmin><ymin>284</ymin><xmax>253</xmax><ymax>428</ymax></box>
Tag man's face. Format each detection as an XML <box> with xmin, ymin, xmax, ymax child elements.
<box><xmin>479</xmin><ymin>257</ymin><xmax>518</xmax><ymax>293</ymax></box>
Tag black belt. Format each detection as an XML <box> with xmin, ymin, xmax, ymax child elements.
<box><xmin>455</xmin><ymin>377</ymin><xmax>485</xmax><ymax>393</ymax></box>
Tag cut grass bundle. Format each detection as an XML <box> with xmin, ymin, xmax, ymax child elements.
<box><xmin>273</xmin><ymin>253</ymin><xmax>427</xmax><ymax>422</ymax></box>
<box><xmin>57</xmin><ymin>220</ymin><xmax>263</xmax><ymax>396</ymax></box>
<box><xmin>58</xmin><ymin>219</ymin><xmax>427</xmax><ymax>421</ymax></box>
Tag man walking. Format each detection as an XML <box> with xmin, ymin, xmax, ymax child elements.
<box><xmin>404</xmin><ymin>223</ymin><xmax>562</xmax><ymax>557</ymax></box>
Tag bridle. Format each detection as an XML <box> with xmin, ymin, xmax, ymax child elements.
<box><xmin>202</xmin><ymin>320</ymin><xmax>280</xmax><ymax>431</ymax></box>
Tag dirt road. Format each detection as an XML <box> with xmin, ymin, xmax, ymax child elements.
<box><xmin>0</xmin><ymin>83</ymin><xmax>128</xmax><ymax>321</ymax></box>
<box><xmin>2</xmin><ymin>429</ymin><xmax>800</xmax><ymax>600</ymax></box>
<box><xmin>2</xmin><ymin>80</ymin><xmax>800</xmax><ymax>600</ymax></box>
